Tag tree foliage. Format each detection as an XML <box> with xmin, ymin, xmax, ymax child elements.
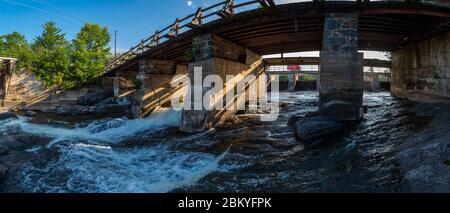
<box><xmin>0</xmin><ymin>32</ymin><xmax>33</xmax><ymax>71</ymax></box>
<box><xmin>68</xmin><ymin>23</ymin><xmax>111</xmax><ymax>88</ymax></box>
<box><xmin>32</xmin><ymin>22</ymin><xmax>70</xmax><ymax>87</ymax></box>
<box><xmin>0</xmin><ymin>22</ymin><xmax>112</xmax><ymax>89</ymax></box>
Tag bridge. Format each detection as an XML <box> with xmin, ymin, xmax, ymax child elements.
<box><xmin>100</xmin><ymin>0</ymin><xmax>450</xmax><ymax>133</ymax></box>
<box><xmin>264</xmin><ymin>56</ymin><xmax>391</xmax><ymax>90</ymax></box>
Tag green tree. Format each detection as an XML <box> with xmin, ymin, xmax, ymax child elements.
<box><xmin>0</xmin><ymin>32</ymin><xmax>33</xmax><ymax>71</ymax></box>
<box><xmin>68</xmin><ymin>23</ymin><xmax>111</xmax><ymax>88</ymax></box>
<box><xmin>32</xmin><ymin>22</ymin><xmax>70</xmax><ymax>87</ymax></box>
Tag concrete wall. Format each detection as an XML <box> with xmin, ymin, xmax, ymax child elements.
<box><xmin>181</xmin><ymin>33</ymin><xmax>263</xmax><ymax>133</ymax></box>
<box><xmin>130</xmin><ymin>61</ymin><xmax>189</xmax><ymax>118</ymax></box>
<box><xmin>392</xmin><ymin>32</ymin><xmax>450</xmax><ymax>102</ymax></box>
<box><xmin>2</xmin><ymin>72</ymin><xmax>97</xmax><ymax>112</ymax></box>
<box><xmin>1</xmin><ymin>71</ymin><xmax>107</xmax><ymax>112</ymax></box>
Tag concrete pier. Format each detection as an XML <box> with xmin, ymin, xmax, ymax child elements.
<box><xmin>181</xmin><ymin>34</ymin><xmax>264</xmax><ymax>133</ymax></box>
<box><xmin>319</xmin><ymin>13</ymin><xmax>364</xmax><ymax>121</ymax></box>
<box><xmin>131</xmin><ymin>59</ymin><xmax>149</xmax><ymax>118</ymax></box>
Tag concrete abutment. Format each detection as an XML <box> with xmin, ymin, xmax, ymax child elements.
<box><xmin>180</xmin><ymin>33</ymin><xmax>265</xmax><ymax>133</ymax></box>
<box><xmin>391</xmin><ymin>32</ymin><xmax>450</xmax><ymax>103</ymax></box>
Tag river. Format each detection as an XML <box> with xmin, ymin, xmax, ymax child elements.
<box><xmin>0</xmin><ymin>91</ymin><xmax>441</xmax><ymax>192</ymax></box>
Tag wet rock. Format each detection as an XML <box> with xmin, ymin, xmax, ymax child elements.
<box><xmin>14</xmin><ymin>134</ymin><xmax>51</xmax><ymax>148</ymax></box>
<box><xmin>288</xmin><ymin>112</ymin><xmax>319</xmax><ymax>126</ymax></box>
<box><xmin>57</xmin><ymin>105</ymin><xmax>90</xmax><ymax>115</ymax></box>
<box><xmin>97</xmin><ymin>96</ymin><xmax>132</xmax><ymax>107</ymax></box>
<box><xmin>279</xmin><ymin>102</ymin><xmax>289</xmax><ymax>108</ymax></box>
<box><xmin>320</xmin><ymin>100</ymin><xmax>364</xmax><ymax>121</ymax></box>
<box><xmin>0</xmin><ymin>146</ymin><xmax>8</xmax><ymax>156</ymax></box>
<box><xmin>25</xmin><ymin>110</ymin><xmax>37</xmax><ymax>117</ymax></box>
<box><xmin>397</xmin><ymin>108</ymin><xmax>450</xmax><ymax>193</ymax></box>
<box><xmin>445</xmin><ymin>160</ymin><xmax>450</xmax><ymax>167</ymax></box>
<box><xmin>0</xmin><ymin>112</ymin><xmax>18</xmax><ymax>121</ymax></box>
<box><xmin>0</xmin><ymin>163</ymin><xmax>7</xmax><ymax>180</ymax></box>
<box><xmin>77</xmin><ymin>90</ymin><xmax>113</xmax><ymax>106</ymax></box>
<box><xmin>362</xmin><ymin>105</ymin><xmax>368</xmax><ymax>113</ymax></box>
<box><xmin>59</xmin><ymin>95</ymin><xmax>131</xmax><ymax>117</ymax></box>
<box><xmin>88</xmin><ymin>104</ymin><xmax>128</xmax><ymax>116</ymax></box>
<box><xmin>0</xmin><ymin>136</ymin><xmax>25</xmax><ymax>152</ymax></box>
<box><xmin>0</xmin><ymin>151</ymin><xmax>35</xmax><ymax>168</ymax></box>
<box><xmin>293</xmin><ymin>116</ymin><xmax>345</xmax><ymax>142</ymax></box>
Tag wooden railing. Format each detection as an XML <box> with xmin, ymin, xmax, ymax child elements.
<box><xmin>104</xmin><ymin>0</ymin><xmax>445</xmax><ymax>73</ymax></box>
<box><xmin>105</xmin><ymin>0</ymin><xmax>271</xmax><ymax>72</ymax></box>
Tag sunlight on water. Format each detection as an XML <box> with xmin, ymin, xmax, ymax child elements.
<box><xmin>0</xmin><ymin>107</ymin><xmax>182</xmax><ymax>146</ymax></box>
<box><xmin>19</xmin><ymin>144</ymin><xmax>227</xmax><ymax>193</ymax></box>
<box><xmin>1</xmin><ymin>107</ymin><xmax>228</xmax><ymax>192</ymax></box>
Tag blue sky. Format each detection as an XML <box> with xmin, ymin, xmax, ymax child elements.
<box><xmin>0</xmin><ymin>0</ymin><xmax>386</xmax><ymax>59</ymax></box>
<box><xmin>0</xmin><ymin>0</ymin><xmax>215</xmax><ymax>52</ymax></box>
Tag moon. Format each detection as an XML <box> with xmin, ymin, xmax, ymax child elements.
<box><xmin>187</xmin><ymin>1</ymin><xmax>193</xmax><ymax>7</ymax></box>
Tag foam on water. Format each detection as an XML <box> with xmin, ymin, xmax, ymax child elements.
<box><xmin>2</xmin><ymin>108</ymin><xmax>228</xmax><ymax>192</ymax></box>
<box><xmin>19</xmin><ymin>144</ymin><xmax>227</xmax><ymax>193</ymax></box>
<box><xmin>0</xmin><ymin>107</ymin><xmax>182</xmax><ymax>146</ymax></box>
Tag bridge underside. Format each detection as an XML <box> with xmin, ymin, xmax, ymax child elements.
<box><xmin>108</xmin><ymin>1</ymin><xmax>450</xmax><ymax>73</ymax></box>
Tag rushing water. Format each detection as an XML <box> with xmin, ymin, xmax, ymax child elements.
<box><xmin>0</xmin><ymin>92</ymin><xmax>433</xmax><ymax>192</ymax></box>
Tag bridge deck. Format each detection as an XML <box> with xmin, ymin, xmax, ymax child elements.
<box><xmin>107</xmin><ymin>1</ymin><xmax>450</xmax><ymax>75</ymax></box>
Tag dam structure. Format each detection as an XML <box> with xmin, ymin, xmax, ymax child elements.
<box><xmin>87</xmin><ymin>0</ymin><xmax>450</xmax><ymax>132</ymax></box>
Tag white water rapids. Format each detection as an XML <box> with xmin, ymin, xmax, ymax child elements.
<box><xmin>0</xmin><ymin>108</ymin><xmax>227</xmax><ymax>193</ymax></box>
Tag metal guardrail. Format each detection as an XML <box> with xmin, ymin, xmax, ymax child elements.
<box><xmin>105</xmin><ymin>0</ymin><xmax>446</xmax><ymax>73</ymax></box>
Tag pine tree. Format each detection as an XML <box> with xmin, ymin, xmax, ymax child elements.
<box><xmin>32</xmin><ymin>22</ymin><xmax>70</xmax><ymax>87</ymax></box>
<box><xmin>69</xmin><ymin>23</ymin><xmax>111</xmax><ymax>88</ymax></box>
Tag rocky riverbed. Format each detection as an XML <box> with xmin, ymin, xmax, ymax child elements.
<box><xmin>0</xmin><ymin>92</ymin><xmax>449</xmax><ymax>192</ymax></box>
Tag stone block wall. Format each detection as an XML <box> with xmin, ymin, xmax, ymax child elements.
<box><xmin>391</xmin><ymin>32</ymin><xmax>450</xmax><ymax>102</ymax></box>
<box><xmin>1</xmin><ymin>70</ymin><xmax>106</xmax><ymax>111</ymax></box>
<box><xmin>193</xmin><ymin>33</ymin><xmax>247</xmax><ymax>63</ymax></box>
<box><xmin>319</xmin><ymin>13</ymin><xmax>364</xmax><ymax>121</ymax></box>
<box><xmin>322</xmin><ymin>13</ymin><xmax>358</xmax><ymax>53</ymax></box>
<box><xmin>182</xmin><ymin>34</ymin><xmax>263</xmax><ymax>132</ymax></box>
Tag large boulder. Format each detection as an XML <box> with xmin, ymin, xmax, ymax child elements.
<box><xmin>25</xmin><ymin>110</ymin><xmax>37</xmax><ymax>117</ymax></box>
<box><xmin>97</xmin><ymin>96</ymin><xmax>132</xmax><ymax>107</ymax></box>
<box><xmin>57</xmin><ymin>105</ymin><xmax>90</xmax><ymax>115</ymax></box>
<box><xmin>0</xmin><ymin>136</ymin><xmax>26</xmax><ymax>152</ymax></box>
<box><xmin>88</xmin><ymin>104</ymin><xmax>129</xmax><ymax>116</ymax></box>
<box><xmin>0</xmin><ymin>146</ymin><xmax>8</xmax><ymax>156</ymax></box>
<box><xmin>57</xmin><ymin>96</ymin><xmax>132</xmax><ymax>117</ymax></box>
<box><xmin>321</xmin><ymin>100</ymin><xmax>364</xmax><ymax>121</ymax></box>
<box><xmin>293</xmin><ymin>115</ymin><xmax>345</xmax><ymax>142</ymax></box>
<box><xmin>0</xmin><ymin>112</ymin><xmax>18</xmax><ymax>121</ymax></box>
<box><xmin>77</xmin><ymin>90</ymin><xmax>113</xmax><ymax>106</ymax></box>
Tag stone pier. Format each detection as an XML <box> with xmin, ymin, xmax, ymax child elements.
<box><xmin>391</xmin><ymin>32</ymin><xmax>450</xmax><ymax>103</ymax></box>
<box><xmin>319</xmin><ymin>13</ymin><xmax>364</xmax><ymax>121</ymax></box>
<box><xmin>130</xmin><ymin>59</ymin><xmax>187</xmax><ymax>118</ymax></box>
<box><xmin>131</xmin><ymin>59</ymin><xmax>149</xmax><ymax>118</ymax></box>
<box><xmin>181</xmin><ymin>33</ymin><xmax>264</xmax><ymax>133</ymax></box>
